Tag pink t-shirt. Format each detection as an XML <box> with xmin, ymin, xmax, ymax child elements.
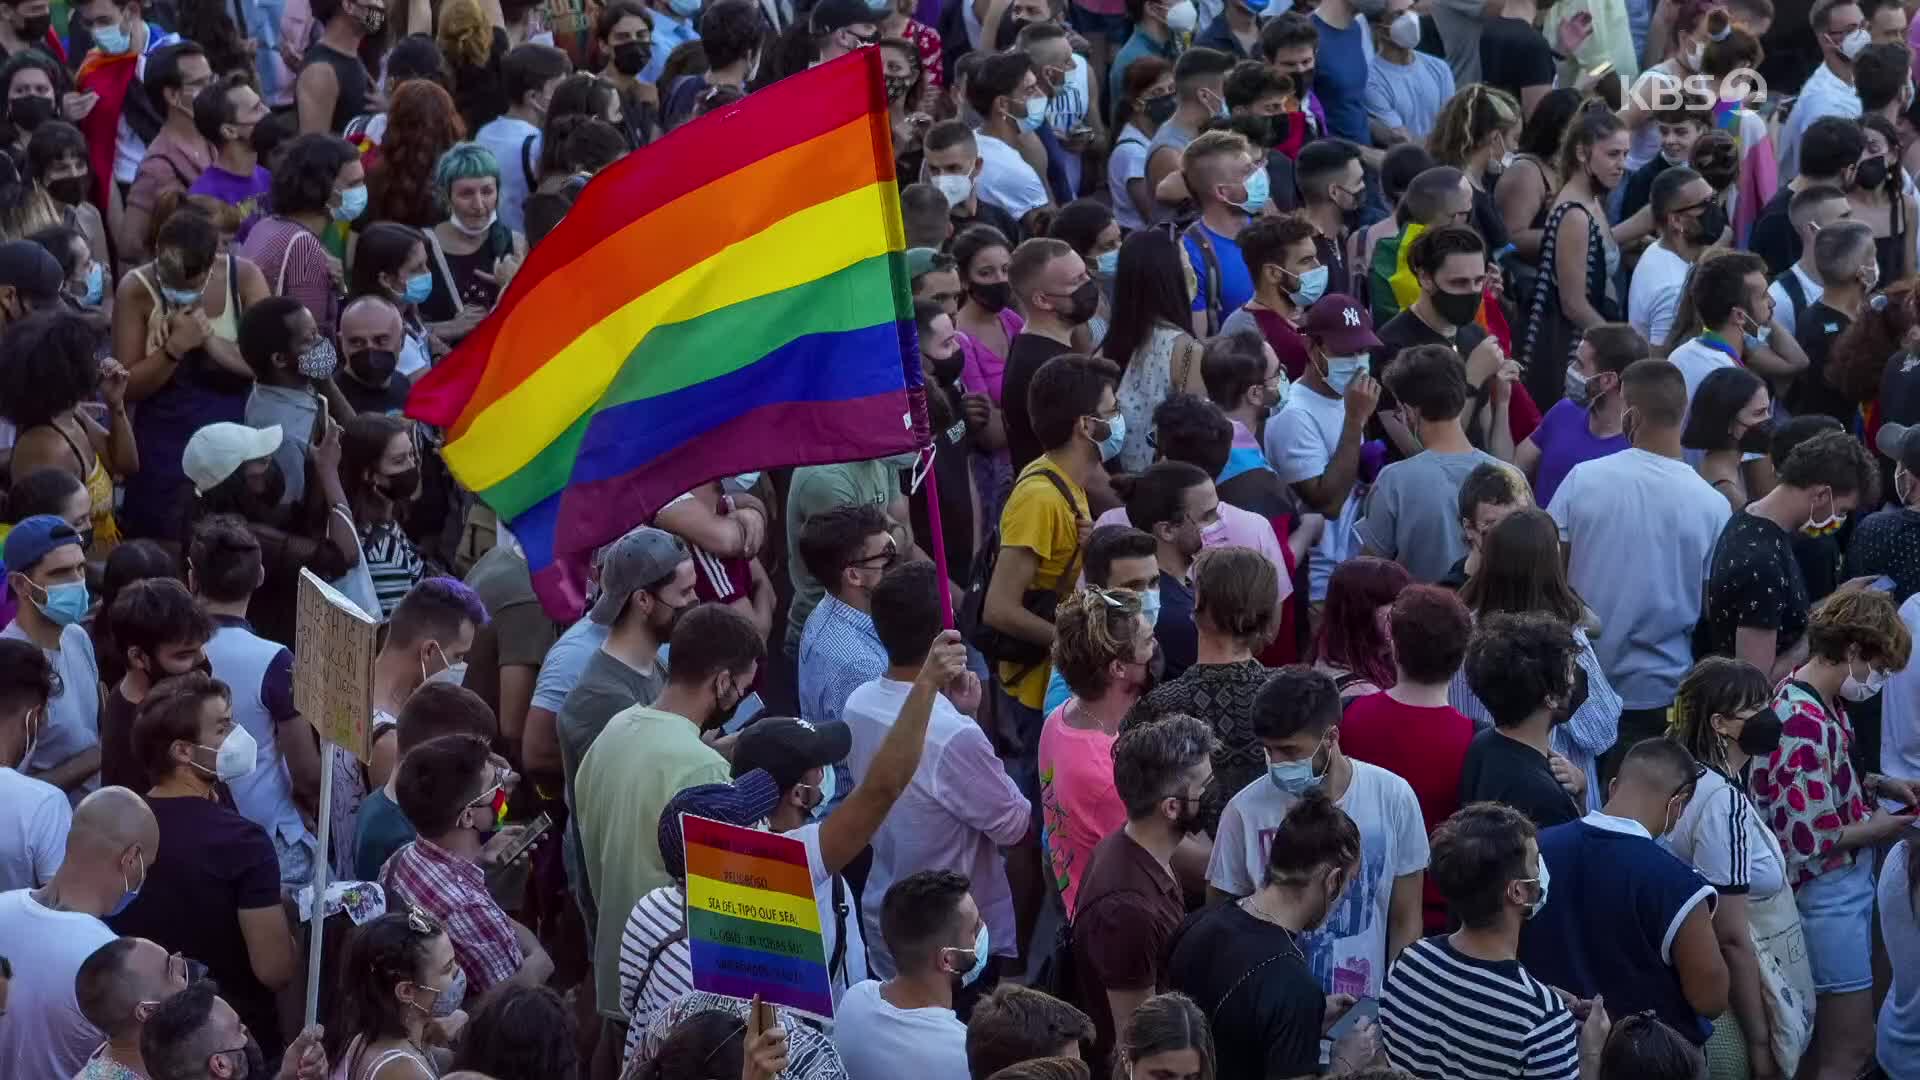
<box><xmin>958</xmin><ymin>308</ymin><xmax>1026</xmax><ymax>405</ymax></box>
<box><xmin>1037</xmin><ymin>703</ymin><xmax>1126</xmax><ymax>916</ymax></box>
<box><xmin>1093</xmin><ymin>503</ymin><xmax>1294</xmax><ymax>608</ymax></box>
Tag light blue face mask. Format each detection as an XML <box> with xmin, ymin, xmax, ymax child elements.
<box><xmin>668</xmin><ymin>0</ymin><xmax>701</xmax><ymax>16</ymax></box>
<box><xmin>1286</xmin><ymin>264</ymin><xmax>1329</xmax><ymax>307</ymax></box>
<box><xmin>402</xmin><ymin>271</ymin><xmax>433</xmax><ymax>305</ymax></box>
<box><xmin>809</xmin><ymin>767</ymin><xmax>836</xmax><ymax>819</ymax></box>
<box><xmin>1236</xmin><ymin>167</ymin><xmax>1270</xmax><ymax>214</ymax></box>
<box><xmin>947</xmin><ymin>924</ymin><xmax>990</xmax><ymax>986</ymax></box>
<box><xmin>1095</xmin><ymin>248</ymin><xmax>1119</xmax><ymax>276</ymax></box>
<box><xmin>82</xmin><ymin>261</ymin><xmax>105</xmax><ymax>306</ymax></box>
<box><xmin>93</xmin><ymin>21</ymin><xmax>132</xmax><ymax>54</ymax></box>
<box><xmin>1266</xmin><ymin>740</ymin><xmax>1327</xmax><ymax>795</ymax></box>
<box><xmin>161</xmin><ymin>284</ymin><xmax>202</xmax><ymax>308</ymax></box>
<box><xmin>332</xmin><ymin>183</ymin><xmax>369</xmax><ymax>223</ymax></box>
<box><xmin>731</xmin><ymin>471</ymin><xmax>761</xmax><ymax>491</ymax></box>
<box><xmin>1017</xmin><ymin>94</ymin><xmax>1048</xmax><ymax>132</ymax></box>
<box><xmin>28</xmin><ymin>579</ymin><xmax>89</xmax><ymax>626</ymax></box>
<box><xmin>109</xmin><ymin>850</ymin><xmax>145</xmax><ymax>917</ymax></box>
<box><xmin>1139</xmin><ymin>586</ymin><xmax>1161</xmax><ymax>626</ymax></box>
<box><xmin>1322</xmin><ymin>353</ymin><xmax>1369</xmax><ymax>395</ymax></box>
<box><xmin>1092</xmin><ymin>412</ymin><xmax>1126</xmax><ymax>461</ymax></box>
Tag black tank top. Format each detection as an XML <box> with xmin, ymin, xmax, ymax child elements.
<box><xmin>302</xmin><ymin>42</ymin><xmax>370</xmax><ymax>135</ymax></box>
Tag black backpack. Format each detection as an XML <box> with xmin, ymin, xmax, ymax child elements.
<box><xmin>959</xmin><ymin>468</ymin><xmax>1085</xmax><ymax>667</ymax></box>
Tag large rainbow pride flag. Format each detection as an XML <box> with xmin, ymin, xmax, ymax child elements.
<box><xmin>408</xmin><ymin>49</ymin><xmax>924</xmax><ymax>618</ymax></box>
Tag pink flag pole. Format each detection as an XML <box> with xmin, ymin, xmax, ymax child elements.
<box><xmin>916</xmin><ymin>446</ymin><xmax>956</xmax><ymax>629</ymax></box>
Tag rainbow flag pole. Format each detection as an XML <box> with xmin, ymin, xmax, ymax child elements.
<box><xmin>409</xmin><ymin>48</ymin><xmax>931</xmax><ymax>621</ymax></box>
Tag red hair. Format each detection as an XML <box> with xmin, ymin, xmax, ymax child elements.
<box><xmin>1314</xmin><ymin>557</ymin><xmax>1410</xmax><ymax>690</ymax></box>
<box><xmin>366</xmin><ymin>80</ymin><xmax>466</xmax><ymax>228</ymax></box>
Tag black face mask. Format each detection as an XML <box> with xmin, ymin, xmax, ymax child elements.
<box><xmin>17</xmin><ymin>13</ymin><xmax>49</xmax><ymax>39</ymax></box>
<box><xmin>44</xmin><ymin>174</ymin><xmax>84</xmax><ymax>206</ymax></box>
<box><xmin>1550</xmin><ymin>667</ymin><xmax>1589</xmax><ymax>726</ymax></box>
<box><xmin>1142</xmin><ymin>93</ymin><xmax>1178</xmax><ymax>126</ymax></box>
<box><xmin>1735</xmin><ymin>709</ymin><xmax>1784</xmax><ymax>757</ymax></box>
<box><xmin>1692</xmin><ymin>202</ymin><xmax>1729</xmax><ymax>246</ymax></box>
<box><xmin>970</xmin><ymin>279</ymin><xmax>1012</xmax><ymax>313</ymax></box>
<box><xmin>1057</xmin><ymin>279</ymin><xmax>1101</xmax><ymax>325</ymax></box>
<box><xmin>1857</xmin><ymin>156</ymin><xmax>1891</xmax><ymax>192</ymax></box>
<box><xmin>379</xmin><ymin>466</ymin><xmax>422</xmax><ymax>501</ymax></box>
<box><xmin>927</xmin><ymin>348</ymin><xmax>964</xmax><ymax>384</ymax></box>
<box><xmin>1430</xmin><ymin>287</ymin><xmax>1481</xmax><ymax>327</ymax></box>
<box><xmin>349</xmin><ymin>347</ymin><xmax>398</xmax><ymax>386</ymax></box>
<box><xmin>1737</xmin><ymin>419</ymin><xmax>1774</xmax><ymax>455</ymax></box>
<box><xmin>884</xmin><ymin>74</ymin><xmax>915</xmax><ymax>103</ymax></box>
<box><xmin>7</xmin><ymin>95</ymin><xmax>53</xmax><ymax>133</ymax></box>
<box><xmin>231</xmin><ymin>461</ymin><xmax>289</xmax><ymax>522</ymax></box>
<box><xmin>612</xmin><ymin>40</ymin><xmax>651</xmax><ymax>76</ymax></box>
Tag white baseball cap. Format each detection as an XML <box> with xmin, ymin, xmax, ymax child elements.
<box><xmin>183</xmin><ymin>423</ymin><xmax>284</xmax><ymax>495</ymax></box>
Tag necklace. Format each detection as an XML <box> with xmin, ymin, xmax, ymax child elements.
<box><xmin>1238</xmin><ymin>897</ymin><xmax>1307</xmax><ymax>963</ymax></box>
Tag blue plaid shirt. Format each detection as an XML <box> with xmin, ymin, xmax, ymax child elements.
<box><xmin>798</xmin><ymin>595</ymin><xmax>888</xmax><ymax>806</ymax></box>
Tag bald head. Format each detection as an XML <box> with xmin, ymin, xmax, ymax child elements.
<box><xmin>77</xmin><ymin>937</ymin><xmax>180</xmax><ymax>1038</ymax></box>
<box><xmin>70</xmin><ymin>786</ymin><xmax>159</xmax><ymax>859</ymax></box>
<box><xmin>1621</xmin><ymin>359</ymin><xmax>1688</xmax><ymax>431</ymax></box>
<box><xmin>340</xmin><ymin>296</ymin><xmax>405</xmax><ymax>356</ymax></box>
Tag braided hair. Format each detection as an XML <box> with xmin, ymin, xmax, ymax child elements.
<box><xmin>1427</xmin><ymin>83</ymin><xmax>1521</xmax><ymax>172</ymax></box>
<box><xmin>325</xmin><ymin>911</ymin><xmax>447</xmax><ymax>1066</ymax></box>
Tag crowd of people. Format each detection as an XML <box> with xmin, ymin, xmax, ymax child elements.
<box><xmin>6</xmin><ymin>0</ymin><xmax>1920</xmax><ymax>1077</ymax></box>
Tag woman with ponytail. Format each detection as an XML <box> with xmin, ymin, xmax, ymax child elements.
<box><xmin>1427</xmin><ymin>83</ymin><xmax>1521</xmax><ymax>254</ymax></box>
<box><xmin>1114</xmin><ymin>993</ymin><xmax>1214</xmax><ymax>1080</ymax></box>
<box><xmin>1666</xmin><ymin>656</ymin><xmax>1813</xmax><ymax>1080</ymax></box>
<box><xmin>325</xmin><ymin>910</ymin><xmax>465</xmax><ymax>1080</ymax></box>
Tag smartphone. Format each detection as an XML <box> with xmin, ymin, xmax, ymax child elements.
<box><xmin>1587</xmin><ymin>61</ymin><xmax>1615</xmax><ymax>79</ymax></box>
<box><xmin>1872</xmin><ymin>576</ymin><xmax>1898</xmax><ymax>593</ymax></box>
<box><xmin>311</xmin><ymin>394</ymin><xmax>331</xmax><ymax>448</ymax></box>
<box><xmin>1326</xmin><ymin>996</ymin><xmax>1379</xmax><ymax>1041</ymax></box>
<box><xmin>495</xmin><ymin>812</ymin><xmax>552</xmax><ymax>866</ymax></box>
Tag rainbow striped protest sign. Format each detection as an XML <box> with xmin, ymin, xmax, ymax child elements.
<box><xmin>682</xmin><ymin>814</ymin><xmax>834</xmax><ymax>1020</ymax></box>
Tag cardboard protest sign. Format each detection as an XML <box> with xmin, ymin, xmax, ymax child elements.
<box><xmin>682</xmin><ymin>814</ymin><xmax>834</xmax><ymax>1019</ymax></box>
<box><xmin>292</xmin><ymin>568</ymin><xmax>379</xmax><ymax>762</ymax></box>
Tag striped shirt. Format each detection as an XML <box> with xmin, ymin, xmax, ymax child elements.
<box><xmin>618</xmin><ymin>884</ymin><xmax>693</xmax><ymax>1062</ymax></box>
<box><xmin>1381</xmin><ymin>935</ymin><xmax>1581</xmax><ymax>1080</ymax></box>
<box><xmin>362</xmin><ymin>521</ymin><xmax>426</xmax><ymax>619</ymax></box>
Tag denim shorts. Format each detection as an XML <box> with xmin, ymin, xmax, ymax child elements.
<box><xmin>1796</xmin><ymin>854</ymin><xmax>1876</xmax><ymax>994</ymax></box>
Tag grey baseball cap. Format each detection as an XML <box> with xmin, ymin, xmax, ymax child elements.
<box><xmin>588</xmin><ymin>526</ymin><xmax>690</xmax><ymax>625</ymax></box>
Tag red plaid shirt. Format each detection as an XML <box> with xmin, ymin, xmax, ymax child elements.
<box><xmin>379</xmin><ymin>837</ymin><xmax>523</xmax><ymax>993</ymax></box>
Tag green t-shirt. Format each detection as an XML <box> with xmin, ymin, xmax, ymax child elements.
<box><xmin>353</xmin><ymin>788</ymin><xmax>416</xmax><ymax>882</ymax></box>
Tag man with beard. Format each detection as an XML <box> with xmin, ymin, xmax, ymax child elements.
<box><xmin>99</xmin><ymin>578</ymin><xmax>214</xmax><ymax>792</ymax></box>
<box><xmin>574</xmin><ymin>603</ymin><xmax>763</xmax><ymax>1035</ymax></box>
<box><xmin>141</xmin><ymin>981</ymin><xmax>328</xmax><ymax>1080</ymax></box>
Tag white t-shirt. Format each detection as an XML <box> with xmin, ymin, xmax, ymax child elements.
<box><xmin>1264</xmin><ymin>385</ymin><xmax>1362</xmax><ymax>601</ymax></box>
<box><xmin>1</xmin><ymin>622</ymin><xmax>100</xmax><ymax>805</ymax></box>
<box><xmin>974</xmin><ymin>131</ymin><xmax>1049</xmax><ymax>221</ymax></box>
<box><xmin>1109</xmin><ymin>124</ymin><xmax>1152</xmax><ymax>232</ymax></box>
<box><xmin>788</xmin><ymin>820</ymin><xmax>870</xmax><ymax>997</ymax></box>
<box><xmin>0</xmin><ymin>888</ymin><xmax>117</xmax><ymax>1078</ymax></box>
<box><xmin>1206</xmin><ymin>761</ymin><xmax>1429</xmax><ymax>999</ymax></box>
<box><xmin>1768</xmin><ymin>263</ymin><xmax>1824</xmax><ymax>342</ymax></box>
<box><xmin>474</xmin><ymin>114</ymin><xmax>541</xmax><ymax>233</ymax></box>
<box><xmin>1547</xmin><ymin>448</ymin><xmax>1731</xmax><ymax>709</ymax></box>
<box><xmin>1881</xmin><ymin>594</ymin><xmax>1920</xmax><ymax>807</ymax></box>
<box><xmin>1666</xmin><ymin>337</ymin><xmax>1737</xmax><ymax>411</ymax></box>
<box><xmin>0</xmin><ymin>767</ymin><xmax>69</xmax><ymax>891</ymax></box>
<box><xmin>1628</xmin><ymin>240</ymin><xmax>1691</xmax><ymax>347</ymax></box>
<box><xmin>1667</xmin><ymin>763</ymin><xmax>1787</xmax><ymax>901</ymax></box>
<box><xmin>831</xmin><ymin>979</ymin><xmax>970</xmax><ymax>1080</ymax></box>
<box><xmin>1043</xmin><ymin>56</ymin><xmax>1092</xmax><ymax>195</ymax></box>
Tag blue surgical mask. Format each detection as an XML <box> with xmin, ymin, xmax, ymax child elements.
<box><xmin>731</xmin><ymin>472</ymin><xmax>761</xmax><ymax>491</ymax></box>
<box><xmin>1139</xmin><ymin>587</ymin><xmax>1161</xmax><ymax>626</ymax></box>
<box><xmin>1018</xmin><ymin>94</ymin><xmax>1047</xmax><ymax>132</ymax></box>
<box><xmin>946</xmin><ymin>924</ymin><xmax>990</xmax><ymax>986</ymax></box>
<box><xmin>28</xmin><ymin>579</ymin><xmax>89</xmax><ymax>626</ymax></box>
<box><xmin>1236</xmin><ymin>168</ymin><xmax>1271</xmax><ymax>214</ymax></box>
<box><xmin>1287</xmin><ymin>264</ymin><xmax>1329</xmax><ymax>307</ymax></box>
<box><xmin>93</xmin><ymin>22</ymin><xmax>132</xmax><ymax>54</ymax></box>
<box><xmin>402</xmin><ymin>271</ymin><xmax>433</xmax><ymax>305</ymax></box>
<box><xmin>1092</xmin><ymin>412</ymin><xmax>1126</xmax><ymax>461</ymax></box>
<box><xmin>1266</xmin><ymin>741</ymin><xmax>1327</xmax><ymax>795</ymax></box>
<box><xmin>109</xmin><ymin>850</ymin><xmax>146</xmax><ymax>917</ymax></box>
<box><xmin>332</xmin><ymin>183</ymin><xmax>369</xmax><ymax>223</ymax></box>
<box><xmin>1322</xmin><ymin>353</ymin><xmax>1368</xmax><ymax>395</ymax></box>
<box><xmin>1095</xmin><ymin>248</ymin><xmax>1119</xmax><ymax>276</ymax></box>
<box><xmin>668</xmin><ymin>0</ymin><xmax>700</xmax><ymax>16</ymax></box>
<box><xmin>161</xmin><ymin>284</ymin><xmax>202</xmax><ymax>308</ymax></box>
<box><xmin>82</xmin><ymin>261</ymin><xmax>104</xmax><ymax>305</ymax></box>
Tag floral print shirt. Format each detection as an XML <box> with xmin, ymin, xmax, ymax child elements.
<box><xmin>1748</xmin><ymin>679</ymin><xmax>1870</xmax><ymax>888</ymax></box>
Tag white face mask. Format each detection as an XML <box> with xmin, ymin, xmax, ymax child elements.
<box><xmin>1836</xmin><ymin>26</ymin><xmax>1871</xmax><ymax>61</ymax></box>
<box><xmin>1841</xmin><ymin>659</ymin><xmax>1890</xmax><ymax>701</ymax></box>
<box><xmin>931</xmin><ymin>172</ymin><xmax>973</xmax><ymax>208</ymax></box>
<box><xmin>195</xmin><ymin>725</ymin><xmax>259</xmax><ymax>782</ymax></box>
<box><xmin>1164</xmin><ymin>0</ymin><xmax>1198</xmax><ymax>32</ymax></box>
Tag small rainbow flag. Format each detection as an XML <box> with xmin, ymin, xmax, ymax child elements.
<box><xmin>681</xmin><ymin>814</ymin><xmax>834</xmax><ymax>1019</ymax></box>
<box><xmin>408</xmin><ymin>49</ymin><xmax>924</xmax><ymax>619</ymax></box>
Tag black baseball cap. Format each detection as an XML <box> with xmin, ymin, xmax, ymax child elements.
<box><xmin>1879</xmin><ymin>422</ymin><xmax>1920</xmax><ymax>473</ymax></box>
<box><xmin>0</xmin><ymin>240</ymin><xmax>62</xmax><ymax>303</ymax></box>
<box><xmin>732</xmin><ymin>717</ymin><xmax>852</xmax><ymax>791</ymax></box>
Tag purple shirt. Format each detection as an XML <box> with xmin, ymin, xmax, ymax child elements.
<box><xmin>1530</xmin><ymin>400</ymin><xmax>1630</xmax><ymax>507</ymax></box>
<box><xmin>188</xmin><ymin>164</ymin><xmax>273</xmax><ymax>240</ymax></box>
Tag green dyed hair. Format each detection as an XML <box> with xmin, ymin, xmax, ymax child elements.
<box><xmin>433</xmin><ymin>141</ymin><xmax>502</xmax><ymax>194</ymax></box>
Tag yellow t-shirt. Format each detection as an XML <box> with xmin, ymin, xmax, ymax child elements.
<box><xmin>995</xmin><ymin>456</ymin><xmax>1089</xmax><ymax>709</ymax></box>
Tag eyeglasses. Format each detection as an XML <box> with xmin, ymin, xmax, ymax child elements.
<box><xmin>850</xmin><ymin>537</ymin><xmax>899</xmax><ymax>569</ymax></box>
